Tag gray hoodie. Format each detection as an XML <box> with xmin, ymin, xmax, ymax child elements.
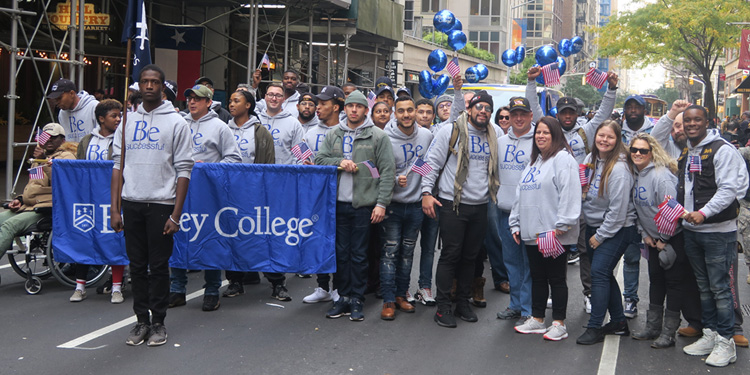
<box><xmin>432</xmin><ymin>88</ymin><xmax>466</xmax><ymax>133</ymax></box>
<box><xmin>509</xmin><ymin>150</ymin><xmax>582</xmax><ymax>245</ymax></box>
<box><xmin>112</xmin><ymin>101</ymin><xmax>194</xmax><ymax>204</ymax></box>
<box><xmin>421</xmin><ymin>121</ymin><xmax>494</xmax><ymax>205</ymax></box>
<box><xmin>633</xmin><ymin>162</ymin><xmax>679</xmax><ymax>240</ymax></box>
<box><xmin>183</xmin><ymin>110</ymin><xmax>241</xmax><ymax>164</ymax></box>
<box><xmin>228</xmin><ymin>117</ymin><xmax>259</xmax><ymax>164</ymax></box>
<box><xmin>622</xmin><ymin>116</ymin><xmax>655</xmax><ymax>146</ymax></box>
<box><xmin>58</xmin><ymin>91</ymin><xmax>99</xmax><ymax>143</ymax></box>
<box><xmin>649</xmin><ymin>114</ymin><xmax>682</xmax><ymax>159</ymax></box>
<box><xmin>258</xmin><ymin>109</ymin><xmax>305</xmax><ymax>165</ymax></box>
<box><xmin>386</xmin><ymin>122</ymin><xmax>434</xmax><ymax>203</ymax></box>
<box><xmin>496</xmin><ymin>126</ymin><xmax>535</xmax><ymax>211</ymax></box>
<box><xmin>81</xmin><ymin>125</ymin><xmax>114</xmax><ymax>161</ymax></box>
<box><xmin>300</xmin><ymin>115</ymin><xmax>321</xmax><ymax>134</ymax></box>
<box><xmin>256</xmin><ymin>91</ymin><xmax>300</xmax><ymax>118</ymax></box>
<box><xmin>582</xmin><ymin>154</ymin><xmax>637</xmax><ymax>242</ymax></box>
<box><xmin>303</xmin><ymin>121</ymin><xmax>336</xmax><ymax>156</ymax></box>
<box><xmin>681</xmin><ymin>129</ymin><xmax>749</xmax><ymax>233</ymax></box>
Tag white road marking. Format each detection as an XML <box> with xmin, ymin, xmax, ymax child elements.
<box><xmin>597</xmin><ymin>258</ymin><xmax>625</xmax><ymax>375</ymax></box>
<box><xmin>57</xmin><ymin>280</ymin><xmax>229</xmax><ymax>349</ymax></box>
<box><xmin>0</xmin><ymin>264</ymin><xmax>13</xmax><ymax>270</ymax></box>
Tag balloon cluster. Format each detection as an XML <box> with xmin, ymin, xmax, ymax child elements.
<box><xmin>465</xmin><ymin>64</ymin><xmax>489</xmax><ymax>84</ymax></box>
<box><xmin>433</xmin><ymin>10</ymin><xmax>467</xmax><ymax>51</ymax></box>
<box><xmin>512</xmin><ymin>36</ymin><xmax>585</xmax><ymax>85</ymax></box>
<box><xmin>420</xmin><ymin>49</ymin><xmax>452</xmax><ymax>99</ymax></box>
<box><xmin>500</xmin><ymin>45</ymin><xmax>526</xmax><ymax>67</ymax></box>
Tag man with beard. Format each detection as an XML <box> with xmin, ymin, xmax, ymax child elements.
<box><xmin>254</xmin><ymin>70</ymin><xmax>301</xmax><ymax>118</ymax></box>
<box><xmin>297</xmin><ymin>92</ymin><xmax>320</xmax><ymax>133</ymax></box>
<box><xmin>421</xmin><ymin>92</ymin><xmax>499</xmax><ymax>328</ymax></box>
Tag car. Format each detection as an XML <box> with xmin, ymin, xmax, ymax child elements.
<box><xmin>445</xmin><ymin>83</ymin><xmax>563</xmax><ymax>122</ymax></box>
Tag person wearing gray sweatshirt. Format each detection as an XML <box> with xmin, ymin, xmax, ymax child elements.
<box><xmin>110</xmin><ymin>65</ymin><xmax>193</xmax><ymax>347</ymax></box>
<box><xmin>679</xmin><ymin>105</ymin><xmax>749</xmax><ymax>367</ymax></box>
<box><xmin>254</xmin><ymin>70</ymin><xmax>301</xmax><ymax>118</ymax></box>
<box><xmin>509</xmin><ymin>117</ymin><xmax>581</xmax><ymax>341</ymax></box>
<box><xmin>297</xmin><ymin>92</ymin><xmax>320</xmax><ymax>134</ymax></box>
<box><xmin>379</xmin><ymin>97</ymin><xmax>434</xmax><ymax>320</ymax></box>
<box><xmin>649</xmin><ymin>100</ymin><xmax>691</xmax><ymax>159</ymax></box>
<box><xmin>577</xmin><ymin>120</ymin><xmax>638</xmax><ymax>346</ymax></box>
<box><xmin>47</xmin><ymin>78</ymin><xmax>99</xmax><ymax>143</ymax></box>
<box><xmin>258</xmin><ymin>83</ymin><xmax>305</xmax><ymax>165</ymax></box>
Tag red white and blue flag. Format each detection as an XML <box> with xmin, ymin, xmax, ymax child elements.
<box><xmin>654</xmin><ymin>196</ymin><xmax>687</xmax><ymax>236</ymax></box>
<box><xmin>153</xmin><ymin>24</ymin><xmax>204</xmax><ymax>102</ymax></box>
<box><xmin>688</xmin><ymin>155</ymin><xmax>702</xmax><ymax>173</ymax></box>
<box><xmin>579</xmin><ymin>164</ymin><xmax>589</xmax><ymax>186</ymax></box>
<box><xmin>537</xmin><ymin>231</ymin><xmax>566</xmax><ymax>259</ymax></box>
<box><xmin>411</xmin><ymin>157</ymin><xmax>433</xmax><ymax>177</ymax></box>
<box><xmin>446</xmin><ymin>57</ymin><xmax>461</xmax><ymax>78</ymax></box>
<box><xmin>541</xmin><ymin>62</ymin><xmax>561</xmax><ymax>86</ymax></box>
<box><xmin>366</xmin><ymin>90</ymin><xmax>377</xmax><ymax>109</ymax></box>
<box><xmin>260</xmin><ymin>53</ymin><xmax>271</xmax><ymax>68</ymax></box>
<box><xmin>361</xmin><ymin>160</ymin><xmax>380</xmax><ymax>178</ymax></box>
<box><xmin>291</xmin><ymin>141</ymin><xmax>313</xmax><ymax>162</ymax></box>
<box><xmin>586</xmin><ymin>68</ymin><xmax>608</xmax><ymax>89</ymax></box>
<box><xmin>36</xmin><ymin>130</ymin><xmax>51</xmax><ymax>146</ymax></box>
<box><xmin>29</xmin><ymin>166</ymin><xmax>44</xmax><ymax>180</ymax></box>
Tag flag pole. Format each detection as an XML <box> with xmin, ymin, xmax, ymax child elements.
<box><xmin>117</xmin><ymin>39</ymin><xmax>132</xmax><ymax>213</ymax></box>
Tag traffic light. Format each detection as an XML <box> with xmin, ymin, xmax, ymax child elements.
<box><xmin>689</xmin><ymin>78</ymin><xmax>694</xmax><ymax>85</ymax></box>
<box><xmin>696</xmin><ymin>99</ymin><xmax>702</xmax><ymax>105</ymax></box>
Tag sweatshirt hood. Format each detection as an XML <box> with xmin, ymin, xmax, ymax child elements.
<box><xmin>137</xmin><ymin>100</ymin><xmax>179</xmax><ymax>116</ymax></box>
<box><xmin>72</xmin><ymin>91</ymin><xmax>97</xmax><ymax>113</ymax></box>
<box><xmin>89</xmin><ymin>125</ymin><xmax>115</xmax><ymax>140</ymax></box>
<box><xmin>228</xmin><ymin>116</ymin><xmax>260</xmax><ymax>130</ymax></box>
<box><xmin>508</xmin><ymin>125</ymin><xmax>535</xmax><ymax>140</ymax></box>
<box><xmin>338</xmin><ymin>117</ymin><xmax>374</xmax><ymax>134</ymax></box>
<box><xmin>688</xmin><ymin>128</ymin><xmax>722</xmax><ymax>150</ymax></box>
<box><xmin>385</xmin><ymin>121</ymin><xmax>419</xmax><ymax>141</ymax></box>
<box><xmin>259</xmin><ymin>109</ymin><xmax>293</xmax><ymax>120</ymax></box>
<box><xmin>183</xmin><ymin>108</ymin><xmax>219</xmax><ymax>124</ymax></box>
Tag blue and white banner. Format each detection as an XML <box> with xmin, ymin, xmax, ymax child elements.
<box><xmin>52</xmin><ymin>160</ymin><xmax>337</xmax><ymax>273</ymax></box>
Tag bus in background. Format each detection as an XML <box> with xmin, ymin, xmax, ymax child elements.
<box><xmin>641</xmin><ymin>94</ymin><xmax>667</xmax><ymax>124</ymax></box>
<box><xmin>445</xmin><ymin>83</ymin><xmax>563</xmax><ymax>121</ymax></box>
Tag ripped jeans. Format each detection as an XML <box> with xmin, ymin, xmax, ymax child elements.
<box><xmin>379</xmin><ymin>202</ymin><xmax>423</xmax><ymax>303</ymax></box>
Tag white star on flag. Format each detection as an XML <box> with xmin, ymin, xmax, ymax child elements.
<box><xmin>171</xmin><ymin>29</ymin><xmax>186</xmax><ymax>46</ymax></box>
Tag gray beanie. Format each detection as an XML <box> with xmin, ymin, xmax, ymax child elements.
<box><xmin>435</xmin><ymin>95</ymin><xmax>452</xmax><ymax>108</ymax></box>
<box><xmin>345</xmin><ymin>90</ymin><xmax>369</xmax><ymax>107</ymax></box>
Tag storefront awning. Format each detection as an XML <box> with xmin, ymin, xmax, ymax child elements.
<box><xmin>735</xmin><ymin>75</ymin><xmax>750</xmax><ymax>94</ymax></box>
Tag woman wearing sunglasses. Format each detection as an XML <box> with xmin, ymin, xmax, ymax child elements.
<box><xmin>577</xmin><ymin>120</ymin><xmax>639</xmax><ymax>345</ymax></box>
<box><xmin>494</xmin><ymin>106</ymin><xmax>511</xmax><ymax>135</ymax></box>
<box><xmin>627</xmin><ymin>133</ymin><xmax>702</xmax><ymax>348</ymax></box>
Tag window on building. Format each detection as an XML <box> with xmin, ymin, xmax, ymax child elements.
<box><xmin>405</xmin><ymin>0</ymin><xmax>414</xmax><ymax>31</ymax></box>
<box><xmin>422</xmin><ymin>0</ymin><xmax>441</xmax><ymax>13</ymax></box>
<box><xmin>468</xmin><ymin>29</ymin><xmax>503</xmax><ymax>63</ymax></box>
<box><xmin>470</xmin><ymin>0</ymin><xmax>503</xmax><ymax>16</ymax></box>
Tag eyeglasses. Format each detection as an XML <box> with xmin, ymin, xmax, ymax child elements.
<box><xmin>438</xmin><ymin>103</ymin><xmax>451</xmax><ymax>109</ymax></box>
<box><xmin>497</xmin><ymin>115</ymin><xmax>510</xmax><ymax>120</ymax></box>
<box><xmin>629</xmin><ymin>147</ymin><xmax>651</xmax><ymax>155</ymax></box>
<box><xmin>265</xmin><ymin>93</ymin><xmax>284</xmax><ymax>99</ymax></box>
<box><xmin>474</xmin><ymin>104</ymin><xmax>492</xmax><ymax>113</ymax></box>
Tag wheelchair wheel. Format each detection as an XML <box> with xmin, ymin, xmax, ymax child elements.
<box><xmin>46</xmin><ymin>232</ymin><xmax>110</xmax><ymax>287</ymax></box>
<box><xmin>7</xmin><ymin>234</ymin><xmax>52</xmax><ymax>279</ymax></box>
<box><xmin>25</xmin><ymin>276</ymin><xmax>42</xmax><ymax>294</ymax></box>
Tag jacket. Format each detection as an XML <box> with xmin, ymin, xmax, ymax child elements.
<box><xmin>19</xmin><ymin>146</ymin><xmax>76</xmax><ymax>211</ymax></box>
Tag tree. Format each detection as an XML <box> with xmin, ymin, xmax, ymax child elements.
<box><xmin>562</xmin><ymin>77</ymin><xmax>604</xmax><ymax>109</ymax></box>
<box><xmin>595</xmin><ymin>0</ymin><xmax>750</xmax><ymax>122</ymax></box>
<box><xmin>422</xmin><ymin>32</ymin><xmax>496</xmax><ymax>63</ymax></box>
<box><xmin>645</xmin><ymin>85</ymin><xmax>681</xmax><ymax>108</ymax></box>
<box><xmin>508</xmin><ymin>58</ymin><xmax>535</xmax><ymax>85</ymax></box>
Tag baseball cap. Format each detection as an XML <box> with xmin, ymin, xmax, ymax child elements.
<box><xmin>374</xmin><ymin>76</ymin><xmax>394</xmax><ymax>97</ymax></box>
<box><xmin>195</xmin><ymin>77</ymin><xmax>214</xmax><ymax>86</ymax></box>
<box><xmin>299</xmin><ymin>92</ymin><xmax>318</xmax><ymax>106</ymax></box>
<box><xmin>556</xmin><ymin>97</ymin><xmax>578</xmax><ymax>113</ymax></box>
<box><xmin>47</xmin><ymin>79</ymin><xmax>77</xmax><ymax>99</ymax></box>
<box><xmin>316</xmin><ymin>86</ymin><xmax>345</xmax><ymax>101</ymax></box>
<box><xmin>184</xmin><ymin>85</ymin><xmax>213</xmax><ymax>100</ymax></box>
<box><xmin>658</xmin><ymin>244</ymin><xmax>677</xmax><ymax>270</ymax></box>
<box><xmin>396</xmin><ymin>87</ymin><xmax>412</xmax><ymax>97</ymax></box>
<box><xmin>469</xmin><ymin>91</ymin><xmax>494</xmax><ymax>110</ymax></box>
<box><xmin>508</xmin><ymin>97</ymin><xmax>531</xmax><ymax>112</ymax></box>
<box><xmin>624</xmin><ymin>94</ymin><xmax>646</xmax><ymax>107</ymax></box>
<box><xmin>164</xmin><ymin>80</ymin><xmax>178</xmax><ymax>102</ymax></box>
<box><xmin>42</xmin><ymin>122</ymin><xmax>66</xmax><ymax>137</ymax></box>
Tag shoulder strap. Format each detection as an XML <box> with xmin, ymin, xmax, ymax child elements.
<box><xmin>576</xmin><ymin>127</ymin><xmax>590</xmax><ymax>155</ymax></box>
<box><xmin>445</xmin><ymin>121</ymin><xmax>460</xmax><ymax>166</ymax></box>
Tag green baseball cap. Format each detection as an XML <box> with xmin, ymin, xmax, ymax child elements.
<box><xmin>184</xmin><ymin>84</ymin><xmax>213</xmax><ymax>100</ymax></box>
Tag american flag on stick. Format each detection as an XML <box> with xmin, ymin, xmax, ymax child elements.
<box><xmin>291</xmin><ymin>141</ymin><xmax>313</xmax><ymax>162</ymax></box>
<box><xmin>579</xmin><ymin>164</ymin><xmax>589</xmax><ymax>186</ymax></box>
<box><xmin>688</xmin><ymin>155</ymin><xmax>702</xmax><ymax>173</ymax></box>
<box><xmin>537</xmin><ymin>231</ymin><xmax>566</xmax><ymax>259</ymax></box>
<box><xmin>654</xmin><ymin>196</ymin><xmax>688</xmax><ymax>236</ymax></box>
<box><xmin>541</xmin><ymin>62</ymin><xmax>561</xmax><ymax>86</ymax></box>
<box><xmin>36</xmin><ymin>130</ymin><xmax>51</xmax><ymax>146</ymax></box>
<box><xmin>446</xmin><ymin>57</ymin><xmax>461</xmax><ymax>78</ymax></box>
<box><xmin>29</xmin><ymin>166</ymin><xmax>44</xmax><ymax>180</ymax></box>
<box><xmin>366</xmin><ymin>90</ymin><xmax>377</xmax><ymax>109</ymax></box>
<box><xmin>410</xmin><ymin>157</ymin><xmax>433</xmax><ymax>177</ymax></box>
<box><xmin>361</xmin><ymin>160</ymin><xmax>380</xmax><ymax>178</ymax></box>
<box><xmin>586</xmin><ymin>68</ymin><xmax>608</xmax><ymax>89</ymax></box>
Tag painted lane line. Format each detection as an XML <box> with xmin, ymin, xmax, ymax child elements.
<box><xmin>57</xmin><ymin>280</ymin><xmax>229</xmax><ymax>349</ymax></box>
<box><xmin>597</xmin><ymin>258</ymin><xmax>625</xmax><ymax>375</ymax></box>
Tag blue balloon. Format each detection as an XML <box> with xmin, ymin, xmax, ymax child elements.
<box><xmin>427</xmin><ymin>49</ymin><xmax>448</xmax><ymax>73</ymax></box>
<box><xmin>447</xmin><ymin>30</ymin><xmax>467</xmax><ymax>51</ymax></box>
<box><xmin>448</xmin><ymin>19</ymin><xmax>463</xmax><ymax>32</ymax></box>
<box><xmin>433</xmin><ymin>10</ymin><xmax>456</xmax><ymax>33</ymax></box>
<box><xmin>418</xmin><ymin>84</ymin><xmax>434</xmax><ymax>99</ymax></box>
<box><xmin>535</xmin><ymin>65</ymin><xmax>545</xmax><ymax>85</ymax></box>
<box><xmin>501</xmin><ymin>49</ymin><xmax>517</xmax><ymax>67</ymax></box>
<box><xmin>571</xmin><ymin>36</ymin><xmax>584</xmax><ymax>54</ymax></box>
<box><xmin>475</xmin><ymin>64</ymin><xmax>489</xmax><ymax>81</ymax></box>
<box><xmin>535</xmin><ymin>45</ymin><xmax>558</xmax><ymax>67</ymax></box>
<box><xmin>549</xmin><ymin>107</ymin><xmax>558</xmax><ymax>117</ymax></box>
<box><xmin>556</xmin><ymin>57</ymin><xmax>567</xmax><ymax>76</ymax></box>
<box><xmin>419</xmin><ymin>70</ymin><xmax>433</xmax><ymax>94</ymax></box>
<box><xmin>432</xmin><ymin>74</ymin><xmax>451</xmax><ymax>96</ymax></box>
<box><xmin>465</xmin><ymin>67</ymin><xmax>480</xmax><ymax>83</ymax></box>
<box><xmin>514</xmin><ymin>45</ymin><xmax>526</xmax><ymax>64</ymax></box>
<box><xmin>558</xmin><ymin>39</ymin><xmax>572</xmax><ymax>57</ymax></box>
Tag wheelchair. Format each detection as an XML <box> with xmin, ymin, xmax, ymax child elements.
<box><xmin>2</xmin><ymin>205</ymin><xmax>109</xmax><ymax>294</ymax></box>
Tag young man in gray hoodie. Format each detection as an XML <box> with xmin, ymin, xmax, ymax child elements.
<box><xmin>679</xmin><ymin>105</ymin><xmax>749</xmax><ymax>367</ymax></box>
<box><xmin>47</xmin><ymin>78</ymin><xmax>99</xmax><ymax>143</ymax></box>
<box><xmin>254</xmin><ymin>70</ymin><xmax>301</xmax><ymax>118</ymax></box>
<box><xmin>168</xmin><ymin>84</ymin><xmax>241</xmax><ymax>312</ymax></box>
<box><xmin>258</xmin><ymin>83</ymin><xmax>305</xmax><ymax>166</ymax></box>
<box><xmin>297</xmin><ymin>92</ymin><xmax>320</xmax><ymax>134</ymax></box>
<box><xmin>110</xmin><ymin>64</ymin><xmax>193</xmax><ymax>347</ymax></box>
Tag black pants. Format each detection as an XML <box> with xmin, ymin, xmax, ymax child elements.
<box><xmin>647</xmin><ymin>232</ymin><xmax>702</xmax><ymax>328</ymax></box>
<box><xmin>526</xmin><ymin>244</ymin><xmax>568</xmax><ymax>320</ymax></box>
<box><xmin>435</xmin><ymin>199</ymin><xmax>487</xmax><ymax>308</ymax></box>
<box><xmin>226</xmin><ymin>271</ymin><xmax>284</xmax><ymax>286</ymax></box>
<box><xmin>474</xmin><ymin>246</ymin><xmax>488</xmax><ymax>278</ymax></box>
<box><xmin>122</xmin><ymin>200</ymin><xmax>174</xmax><ymax>325</ymax></box>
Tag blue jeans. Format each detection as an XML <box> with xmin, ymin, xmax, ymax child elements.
<box><xmin>499</xmin><ymin>210</ymin><xmax>531</xmax><ymax>316</ymax></box>
<box><xmin>170</xmin><ymin>268</ymin><xmax>222</xmax><ymax>296</ymax></box>
<box><xmin>586</xmin><ymin>225</ymin><xmax>637</xmax><ymax>328</ymax></box>
<box><xmin>418</xmin><ymin>211</ymin><xmax>439</xmax><ymax>289</ymax></box>
<box><xmin>622</xmin><ymin>241</ymin><xmax>641</xmax><ymax>302</ymax></box>
<box><xmin>484</xmin><ymin>203</ymin><xmax>509</xmax><ymax>287</ymax></box>
<box><xmin>683</xmin><ymin>230</ymin><xmax>736</xmax><ymax>338</ymax></box>
<box><xmin>335</xmin><ymin>202</ymin><xmax>372</xmax><ymax>301</ymax></box>
<box><xmin>380</xmin><ymin>202</ymin><xmax>423</xmax><ymax>302</ymax></box>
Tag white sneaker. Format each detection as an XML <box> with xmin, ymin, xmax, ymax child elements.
<box><xmin>302</xmin><ymin>287</ymin><xmax>332</xmax><ymax>304</ymax></box>
<box><xmin>706</xmin><ymin>335</ymin><xmax>737</xmax><ymax>367</ymax></box>
<box><xmin>331</xmin><ymin>289</ymin><xmax>340</xmax><ymax>302</ymax></box>
<box><xmin>547</xmin><ymin>298</ymin><xmax>552</xmax><ymax>309</ymax></box>
<box><xmin>584</xmin><ymin>295</ymin><xmax>592</xmax><ymax>314</ymax></box>
<box><xmin>111</xmin><ymin>291</ymin><xmax>124</xmax><ymax>304</ymax></box>
<box><xmin>684</xmin><ymin>329</ymin><xmax>718</xmax><ymax>356</ymax></box>
<box><xmin>70</xmin><ymin>289</ymin><xmax>87</xmax><ymax>302</ymax></box>
<box><xmin>405</xmin><ymin>290</ymin><xmax>416</xmax><ymax>304</ymax></box>
<box><xmin>416</xmin><ymin>288</ymin><xmax>437</xmax><ymax>306</ymax></box>
<box><xmin>544</xmin><ymin>321</ymin><xmax>569</xmax><ymax>341</ymax></box>
<box><xmin>515</xmin><ymin>317</ymin><xmax>547</xmax><ymax>334</ymax></box>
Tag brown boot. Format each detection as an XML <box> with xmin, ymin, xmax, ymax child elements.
<box><xmin>381</xmin><ymin>302</ymin><xmax>395</xmax><ymax>320</ymax></box>
<box><xmin>395</xmin><ymin>296</ymin><xmax>415</xmax><ymax>313</ymax></box>
<box><xmin>734</xmin><ymin>334</ymin><xmax>749</xmax><ymax>348</ymax></box>
<box><xmin>677</xmin><ymin>326</ymin><xmax>702</xmax><ymax>337</ymax></box>
<box><xmin>471</xmin><ymin>277</ymin><xmax>487</xmax><ymax>308</ymax></box>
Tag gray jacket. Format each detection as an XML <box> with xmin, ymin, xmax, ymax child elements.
<box><xmin>582</xmin><ymin>154</ymin><xmax>636</xmax><ymax>242</ymax></box>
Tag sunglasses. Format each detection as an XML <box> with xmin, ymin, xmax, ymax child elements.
<box><xmin>474</xmin><ymin>104</ymin><xmax>493</xmax><ymax>112</ymax></box>
<box><xmin>629</xmin><ymin>147</ymin><xmax>651</xmax><ymax>155</ymax></box>
<box><xmin>497</xmin><ymin>115</ymin><xmax>510</xmax><ymax>120</ymax></box>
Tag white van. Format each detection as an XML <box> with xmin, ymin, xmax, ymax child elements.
<box><xmin>445</xmin><ymin>83</ymin><xmax>563</xmax><ymax>122</ymax></box>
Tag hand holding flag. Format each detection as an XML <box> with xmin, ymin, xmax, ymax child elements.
<box><xmin>578</xmin><ymin>164</ymin><xmax>589</xmax><ymax>186</ymax></box>
<box><xmin>361</xmin><ymin>160</ymin><xmax>380</xmax><ymax>178</ymax></box>
<box><xmin>541</xmin><ymin>62</ymin><xmax>561</xmax><ymax>87</ymax></box>
<box><xmin>36</xmin><ymin>130</ymin><xmax>51</xmax><ymax>146</ymax></box>
<box><xmin>586</xmin><ymin>68</ymin><xmax>608</xmax><ymax>89</ymax></box>
<box><xmin>654</xmin><ymin>196</ymin><xmax>688</xmax><ymax>236</ymax></box>
<box><xmin>410</xmin><ymin>157</ymin><xmax>433</xmax><ymax>177</ymax></box>
<box><xmin>537</xmin><ymin>231</ymin><xmax>566</xmax><ymax>259</ymax></box>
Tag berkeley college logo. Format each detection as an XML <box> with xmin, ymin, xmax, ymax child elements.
<box><xmin>74</xmin><ymin>203</ymin><xmax>95</xmax><ymax>232</ymax></box>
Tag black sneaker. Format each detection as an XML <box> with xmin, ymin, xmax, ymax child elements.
<box><xmin>147</xmin><ymin>323</ymin><xmax>167</xmax><ymax>346</ymax></box>
<box><xmin>454</xmin><ymin>303</ymin><xmax>478</xmax><ymax>322</ymax></box>
<box><xmin>126</xmin><ymin>322</ymin><xmax>151</xmax><ymax>346</ymax></box>
<box><xmin>326</xmin><ymin>297</ymin><xmax>351</xmax><ymax>318</ymax></box>
<box><xmin>602</xmin><ymin>320</ymin><xmax>630</xmax><ymax>336</ymax></box>
<box><xmin>577</xmin><ymin>327</ymin><xmax>605</xmax><ymax>345</ymax></box>
<box><xmin>222</xmin><ymin>282</ymin><xmax>244</xmax><ymax>298</ymax></box>
<box><xmin>434</xmin><ymin>308</ymin><xmax>457</xmax><ymax>328</ymax></box>
<box><xmin>271</xmin><ymin>284</ymin><xmax>292</xmax><ymax>301</ymax></box>
<box><xmin>202</xmin><ymin>294</ymin><xmax>220</xmax><ymax>311</ymax></box>
<box><xmin>567</xmin><ymin>251</ymin><xmax>580</xmax><ymax>264</ymax></box>
<box><xmin>168</xmin><ymin>292</ymin><xmax>186</xmax><ymax>308</ymax></box>
<box><xmin>349</xmin><ymin>298</ymin><xmax>365</xmax><ymax>321</ymax></box>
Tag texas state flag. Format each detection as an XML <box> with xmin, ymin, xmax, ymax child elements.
<box><xmin>153</xmin><ymin>24</ymin><xmax>204</xmax><ymax>101</ymax></box>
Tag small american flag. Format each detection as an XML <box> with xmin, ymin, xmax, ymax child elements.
<box><xmin>654</xmin><ymin>196</ymin><xmax>687</xmax><ymax>235</ymax></box>
<box><xmin>29</xmin><ymin>166</ymin><xmax>44</xmax><ymax>180</ymax></box>
<box><xmin>586</xmin><ymin>68</ymin><xmax>608</xmax><ymax>89</ymax></box>
<box><xmin>411</xmin><ymin>157</ymin><xmax>433</xmax><ymax>177</ymax></box>
<box><xmin>260</xmin><ymin>53</ymin><xmax>271</xmax><ymax>68</ymax></box>
<box><xmin>291</xmin><ymin>141</ymin><xmax>313</xmax><ymax>162</ymax></box>
<box><xmin>688</xmin><ymin>155</ymin><xmax>702</xmax><ymax>173</ymax></box>
<box><xmin>36</xmin><ymin>130</ymin><xmax>51</xmax><ymax>146</ymax></box>
<box><xmin>366</xmin><ymin>90</ymin><xmax>377</xmax><ymax>109</ymax></box>
<box><xmin>579</xmin><ymin>164</ymin><xmax>589</xmax><ymax>186</ymax></box>
<box><xmin>361</xmin><ymin>160</ymin><xmax>380</xmax><ymax>178</ymax></box>
<box><xmin>537</xmin><ymin>231</ymin><xmax>566</xmax><ymax>259</ymax></box>
<box><xmin>541</xmin><ymin>62</ymin><xmax>561</xmax><ymax>86</ymax></box>
<box><xmin>446</xmin><ymin>57</ymin><xmax>461</xmax><ymax>78</ymax></box>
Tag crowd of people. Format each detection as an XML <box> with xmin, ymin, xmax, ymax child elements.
<box><xmin>0</xmin><ymin>63</ymin><xmax>748</xmax><ymax>368</ymax></box>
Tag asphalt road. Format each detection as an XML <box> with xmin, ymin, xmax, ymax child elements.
<box><xmin>1</xmin><ymin>245</ymin><xmax>748</xmax><ymax>375</ymax></box>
